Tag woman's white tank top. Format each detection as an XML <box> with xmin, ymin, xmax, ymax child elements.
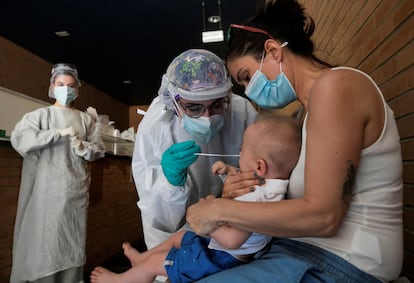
<box><xmin>289</xmin><ymin>67</ymin><xmax>403</xmax><ymax>282</ymax></box>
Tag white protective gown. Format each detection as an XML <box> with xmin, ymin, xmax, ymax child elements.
<box><xmin>132</xmin><ymin>94</ymin><xmax>257</xmax><ymax>248</ymax></box>
<box><xmin>10</xmin><ymin>105</ymin><xmax>105</xmax><ymax>282</ymax></box>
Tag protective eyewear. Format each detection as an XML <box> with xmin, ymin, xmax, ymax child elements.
<box><xmin>227</xmin><ymin>24</ymin><xmax>275</xmax><ymax>43</ymax></box>
<box><xmin>178</xmin><ymin>97</ymin><xmax>230</xmax><ymax>118</ymax></box>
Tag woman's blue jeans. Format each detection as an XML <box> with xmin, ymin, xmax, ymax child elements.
<box><xmin>196</xmin><ymin>238</ymin><xmax>382</xmax><ymax>283</ymax></box>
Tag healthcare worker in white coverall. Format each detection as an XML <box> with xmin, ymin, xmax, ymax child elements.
<box><xmin>10</xmin><ymin>63</ymin><xmax>105</xmax><ymax>283</ymax></box>
<box><xmin>132</xmin><ymin>49</ymin><xmax>257</xmax><ymax>249</ymax></box>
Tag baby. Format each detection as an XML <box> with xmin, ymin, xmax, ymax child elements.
<box><xmin>90</xmin><ymin>112</ymin><xmax>301</xmax><ymax>283</ymax></box>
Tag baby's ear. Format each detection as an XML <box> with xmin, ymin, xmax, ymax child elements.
<box><xmin>256</xmin><ymin>158</ymin><xmax>267</xmax><ymax>177</ymax></box>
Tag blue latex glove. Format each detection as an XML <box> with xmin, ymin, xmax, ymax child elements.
<box><xmin>161</xmin><ymin>140</ymin><xmax>201</xmax><ymax>186</ymax></box>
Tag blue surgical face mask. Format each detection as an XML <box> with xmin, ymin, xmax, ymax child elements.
<box><xmin>54</xmin><ymin>86</ymin><xmax>78</xmax><ymax>106</ymax></box>
<box><xmin>245</xmin><ymin>48</ymin><xmax>296</xmax><ymax>109</ymax></box>
<box><xmin>182</xmin><ymin>114</ymin><xmax>224</xmax><ymax>144</ymax></box>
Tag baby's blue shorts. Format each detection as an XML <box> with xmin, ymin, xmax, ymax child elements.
<box><xmin>164</xmin><ymin>231</ymin><xmax>242</xmax><ymax>283</ymax></box>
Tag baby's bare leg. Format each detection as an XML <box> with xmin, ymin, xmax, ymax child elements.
<box><xmin>90</xmin><ymin>250</ymin><xmax>169</xmax><ymax>283</ymax></box>
<box><xmin>123</xmin><ymin>231</ymin><xmax>185</xmax><ymax>266</ymax></box>
<box><xmin>123</xmin><ymin>242</ymin><xmax>142</xmax><ymax>266</ymax></box>
<box><xmin>90</xmin><ymin>267</ymin><xmax>120</xmax><ymax>283</ymax></box>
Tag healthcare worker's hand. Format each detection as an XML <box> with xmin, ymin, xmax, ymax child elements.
<box><xmin>58</xmin><ymin>127</ymin><xmax>78</xmax><ymax>137</ymax></box>
<box><xmin>71</xmin><ymin>136</ymin><xmax>84</xmax><ymax>150</ymax></box>
<box><xmin>161</xmin><ymin>140</ymin><xmax>201</xmax><ymax>186</ymax></box>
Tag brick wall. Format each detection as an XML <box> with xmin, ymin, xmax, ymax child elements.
<box><xmin>85</xmin><ymin>155</ymin><xmax>144</xmax><ymax>275</ymax></box>
<box><xmin>300</xmin><ymin>0</ymin><xmax>414</xmax><ymax>280</ymax></box>
<box><xmin>0</xmin><ymin>143</ymin><xmax>20</xmax><ymax>282</ymax></box>
<box><xmin>0</xmin><ymin>142</ymin><xmax>143</xmax><ymax>282</ymax></box>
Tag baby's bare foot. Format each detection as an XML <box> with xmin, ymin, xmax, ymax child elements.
<box><xmin>123</xmin><ymin>242</ymin><xmax>142</xmax><ymax>266</ymax></box>
<box><xmin>90</xmin><ymin>266</ymin><xmax>120</xmax><ymax>283</ymax></box>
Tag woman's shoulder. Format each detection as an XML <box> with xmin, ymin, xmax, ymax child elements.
<box><xmin>311</xmin><ymin>67</ymin><xmax>377</xmax><ymax>103</ymax></box>
<box><xmin>316</xmin><ymin>67</ymin><xmax>373</xmax><ymax>89</ymax></box>
<box><xmin>305</xmin><ymin>67</ymin><xmax>384</xmax><ymax>132</ymax></box>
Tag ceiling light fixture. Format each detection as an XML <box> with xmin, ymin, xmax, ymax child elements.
<box><xmin>201</xmin><ymin>0</ymin><xmax>224</xmax><ymax>43</ymax></box>
<box><xmin>202</xmin><ymin>30</ymin><xmax>224</xmax><ymax>43</ymax></box>
<box><xmin>55</xmin><ymin>31</ymin><xmax>70</xmax><ymax>37</ymax></box>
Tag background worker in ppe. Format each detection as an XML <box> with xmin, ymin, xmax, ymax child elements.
<box><xmin>131</xmin><ymin>49</ymin><xmax>257</xmax><ymax>249</ymax></box>
<box><xmin>10</xmin><ymin>63</ymin><xmax>105</xmax><ymax>283</ymax></box>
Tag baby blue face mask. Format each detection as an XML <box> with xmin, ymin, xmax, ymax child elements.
<box><xmin>171</xmin><ymin>95</ymin><xmax>225</xmax><ymax>144</ymax></box>
<box><xmin>182</xmin><ymin>114</ymin><xmax>224</xmax><ymax>144</ymax></box>
<box><xmin>245</xmin><ymin>43</ymin><xmax>296</xmax><ymax>109</ymax></box>
<box><xmin>54</xmin><ymin>86</ymin><xmax>78</xmax><ymax>106</ymax></box>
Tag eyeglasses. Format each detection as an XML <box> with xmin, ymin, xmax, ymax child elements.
<box><xmin>227</xmin><ymin>24</ymin><xmax>275</xmax><ymax>43</ymax></box>
<box><xmin>178</xmin><ymin>97</ymin><xmax>230</xmax><ymax>118</ymax></box>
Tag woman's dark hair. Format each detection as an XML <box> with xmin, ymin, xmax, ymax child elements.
<box><xmin>226</xmin><ymin>0</ymin><xmax>332</xmax><ymax>67</ymax></box>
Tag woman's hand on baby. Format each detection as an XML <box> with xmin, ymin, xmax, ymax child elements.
<box><xmin>187</xmin><ymin>195</ymin><xmax>223</xmax><ymax>237</ymax></box>
<box><xmin>221</xmin><ymin>170</ymin><xmax>264</xmax><ymax>199</ymax></box>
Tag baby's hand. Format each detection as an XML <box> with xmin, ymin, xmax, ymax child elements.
<box><xmin>212</xmin><ymin>161</ymin><xmax>240</xmax><ymax>176</ymax></box>
<box><xmin>211</xmin><ymin>161</ymin><xmax>228</xmax><ymax>175</ymax></box>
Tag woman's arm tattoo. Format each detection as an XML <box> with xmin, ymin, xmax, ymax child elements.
<box><xmin>342</xmin><ymin>160</ymin><xmax>356</xmax><ymax>204</ymax></box>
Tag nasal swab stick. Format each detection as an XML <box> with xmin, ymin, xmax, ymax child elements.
<box><xmin>194</xmin><ymin>153</ymin><xmax>240</xmax><ymax>157</ymax></box>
